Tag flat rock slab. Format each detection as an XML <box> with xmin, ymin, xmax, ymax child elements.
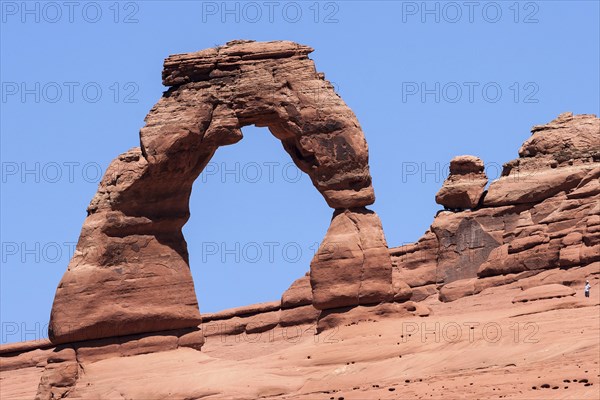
<box><xmin>512</xmin><ymin>284</ymin><xmax>575</xmax><ymax>303</ymax></box>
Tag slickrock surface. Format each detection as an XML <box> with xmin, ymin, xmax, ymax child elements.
<box><xmin>511</xmin><ymin>283</ymin><xmax>575</xmax><ymax>303</ymax></box>
<box><xmin>2</xmin><ymin>280</ymin><xmax>598</xmax><ymax>399</ymax></box>
<box><xmin>48</xmin><ymin>40</ymin><xmax>393</xmax><ymax>344</ymax></box>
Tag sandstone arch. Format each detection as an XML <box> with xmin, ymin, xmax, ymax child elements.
<box><xmin>49</xmin><ymin>40</ymin><xmax>393</xmax><ymax>344</ymax></box>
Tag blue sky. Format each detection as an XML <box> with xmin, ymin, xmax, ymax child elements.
<box><xmin>1</xmin><ymin>1</ymin><xmax>599</xmax><ymax>343</ymax></box>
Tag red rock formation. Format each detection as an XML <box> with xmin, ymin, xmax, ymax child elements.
<box><xmin>435</xmin><ymin>155</ymin><xmax>487</xmax><ymax>210</ymax></box>
<box><xmin>310</xmin><ymin>209</ymin><xmax>394</xmax><ymax>309</ymax></box>
<box><xmin>391</xmin><ymin>112</ymin><xmax>600</xmax><ymax>302</ymax></box>
<box><xmin>34</xmin><ymin>347</ymin><xmax>78</xmax><ymax>400</ymax></box>
<box><xmin>48</xmin><ymin>40</ymin><xmax>393</xmax><ymax>344</ymax></box>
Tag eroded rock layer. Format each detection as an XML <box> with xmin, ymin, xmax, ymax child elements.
<box><xmin>391</xmin><ymin>112</ymin><xmax>600</xmax><ymax>303</ymax></box>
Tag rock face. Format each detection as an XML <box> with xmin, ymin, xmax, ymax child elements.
<box><xmin>310</xmin><ymin>209</ymin><xmax>394</xmax><ymax>309</ymax></box>
<box><xmin>34</xmin><ymin>347</ymin><xmax>78</xmax><ymax>400</ymax></box>
<box><xmin>48</xmin><ymin>40</ymin><xmax>393</xmax><ymax>344</ymax></box>
<box><xmin>518</xmin><ymin>112</ymin><xmax>599</xmax><ymax>163</ymax></box>
<box><xmin>435</xmin><ymin>155</ymin><xmax>487</xmax><ymax>210</ymax></box>
<box><xmin>391</xmin><ymin>112</ymin><xmax>600</xmax><ymax>302</ymax></box>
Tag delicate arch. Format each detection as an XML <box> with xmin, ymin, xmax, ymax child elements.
<box><xmin>49</xmin><ymin>41</ymin><xmax>392</xmax><ymax>344</ymax></box>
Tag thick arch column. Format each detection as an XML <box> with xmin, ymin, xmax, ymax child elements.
<box><xmin>49</xmin><ymin>41</ymin><xmax>392</xmax><ymax>344</ymax></box>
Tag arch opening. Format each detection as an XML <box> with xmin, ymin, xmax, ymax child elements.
<box><xmin>185</xmin><ymin>124</ymin><xmax>330</xmax><ymax>313</ymax></box>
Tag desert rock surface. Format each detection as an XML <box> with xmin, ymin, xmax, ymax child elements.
<box><xmin>2</xmin><ymin>280</ymin><xmax>598</xmax><ymax>399</ymax></box>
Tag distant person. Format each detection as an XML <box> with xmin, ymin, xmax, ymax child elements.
<box><xmin>584</xmin><ymin>280</ymin><xmax>591</xmax><ymax>298</ymax></box>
